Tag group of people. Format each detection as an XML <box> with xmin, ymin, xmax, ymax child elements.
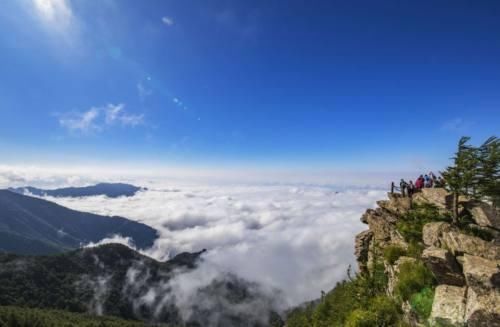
<box><xmin>392</xmin><ymin>172</ymin><xmax>446</xmax><ymax>197</ymax></box>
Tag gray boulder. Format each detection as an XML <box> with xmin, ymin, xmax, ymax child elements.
<box><xmin>422</xmin><ymin>247</ymin><xmax>465</xmax><ymax>286</ymax></box>
<box><xmin>430</xmin><ymin>284</ymin><xmax>466</xmax><ymax>326</ymax></box>
<box><xmin>465</xmin><ymin>287</ymin><xmax>500</xmax><ymax>327</ymax></box>
<box><xmin>462</xmin><ymin>254</ymin><xmax>500</xmax><ymax>294</ymax></box>
<box><xmin>413</xmin><ymin>188</ymin><xmax>451</xmax><ymax>210</ymax></box>
<box><xmin>423</xmin><ymin>222</ymin><xmax>453</xmax><ymax>247</ymax></box>
<box><xmin>441</xmin><ymin>231</ymin><xmax>500</xmax><ymax>260</ymax></box>
<box><xmin>468</xmin><ymin>201</ymin><xmax>500</xmax><ymax>231</ymax></box>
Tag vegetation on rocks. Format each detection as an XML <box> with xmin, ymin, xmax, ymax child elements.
<box><xmin>0</xmin><ymin>305</ymin><xmax>145</xmax><ymax>327</ymax></box>
<box><xmin>394</xmin><ymin>261</ymin><xmax>435</xmax><ymax>302</ymax></box>
<box><xmin>285</xmin><ymin>260</ymin><xmax>405</xmax><ymax>327</ymax></box>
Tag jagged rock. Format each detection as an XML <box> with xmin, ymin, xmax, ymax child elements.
<box><xmin>379</xmin><ymin>193</ymin><xmax>412</xmax><ymax>215</ymax></box>
<box><xmin>430</xmin><ymin>285</ymin><xmax>466</xmax><ymax>326</ymax></box>
<box><xmin>413</xmin><ymin>188</ymin><xmax>451</xmax><ymax>210</ymax></box>
<box><xmin>360</xmin><ymin>207</ymin><xmax>399</xmax><ymax>246</ymax></box>
<box><xmin>355</xmin><ymin>230</ymin><xmax>373</xmax><ymax>273</ymax></box>
<box><xmin>465</xmin><ymin>287</ymin><xmax>500</xmax><ymax>327</ymax></box>
<box><xmin>462</xmin><ymin>254</ymin><xmax>500</xmax><ymax>294</ymax></box>
<box><xmin>423</xmin><ymin>222</ymin><xmax>454</xmax><ymax>247</ymax></box>
<box><xmin>422</xmin><ymin>247</ymin><xmax>465</xmax><ymax>286</ymax></box>
<box><xmin>467</xmin><ymin>201</ymin><xmax>500</xmax><ymax>231</ymax></box>
<box><xmin>441</xmin><ymin>231</ymin><xmax>500</xmax><ymax>260</ymax></box>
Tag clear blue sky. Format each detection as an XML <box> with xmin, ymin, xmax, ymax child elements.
<box><xmin>0</xmin><ymin>0</ymin><xmax>499</xmax><ymax>171</ymax></box>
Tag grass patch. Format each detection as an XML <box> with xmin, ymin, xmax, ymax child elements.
<box><xmin>396</xmin><ymin>203</ymin><xmax>451</xmax><ymax>244</ymax></box>
<box><xmin>409</xmin><ymin>287</ymin><xmax>434</xmax><ymax>320</ymax></box>
<box><xmin>395</xmin><ymin>261</ymin><xmax>435</xmax><ymax>301</ymax></box>
<box><xmin>383</xmin><ymin>245</ymin><xmax>407</xmax><ymax>265</ymax></box>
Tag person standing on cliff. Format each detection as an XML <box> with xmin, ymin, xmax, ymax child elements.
<box><xmin>415</xmin><ymin>175</ymin><xmax>424</xmax><ymax>189</ymax></box>
<box><xmin>424</xmin><ymin>174</ymin><xmax>431</xmax><ymax>188</ymax></box>
<box><xmin>408</xmin><ymin>180</ymin><xmax>415</xmax><ymax>197</ymax></box>
<box><xmin>400</xmin><ymin>179</ymin><xmax>408</xmax><ymax>197</ymax></box>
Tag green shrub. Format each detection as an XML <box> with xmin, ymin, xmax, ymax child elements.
<box><xmin>462</xmin><ymin>224</ymin><xmax>494</xmax><ymax>241</ymax></box>
<box><xmin>410</xmin><ymin>287</ymin><xmax>434</xmax><ymax>320</ymax></box>
<box><xmin>369</xmin><ymin>295</ymin><xmax>401</xmax><ymax>326</ymax></box>
<box><xmin>395</xmin><ymin>261</ymin><xmax>435</xmax><ymax>301</ymax></box>
<box><xmin>286</xmin><ymin>304</ymin><xmax>314</xmax><ymax>327</ymax></box>
<box><xmin>406</xmin><ymin>242</ymin><xmax>424</xmax><ymax>259</ymax></box>
<box><xmin>396</xmin><ymin>204</ymin><xmax>451</xmax><ymax>244</ymax></box>
<box><xmin>383</xmin><ymin>245</ymin><xmax>407</xmax><ymax>265</ymax></box>
<box><xmin>345</xmin><ymin>309</ymin><xmax>378</xmax><ymax>327</ymax></box>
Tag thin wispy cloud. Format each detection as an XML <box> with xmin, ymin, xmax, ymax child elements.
<box><xmin>105</xmin><ymin>104</ymin><xmax>144</xmax><ymax>127</ymax></box>
<box><xmin>59</xmin><ymin>108</ymin><xmax>101</xmax><ymax>134</ymax></box>
<box><xmin>441</xmin><ymin>117</ymin><xmax>473</xmax><ymax>132</ymax></box>
<box><xmin>161</xmin><ymin>16</ymin><xmax>174</xmax><ymax>26</ymax></box>
<box><xmin>58</xmin><ymin>104</ymin><xmax>144</xmax><ymax>134</ymax></box>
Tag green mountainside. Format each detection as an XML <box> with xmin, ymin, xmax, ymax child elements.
<box><xmin>0</xmin><ymin>190</ymin><xmax>158</xmax><ymax>255</ymax></box>
<box><xmin>0</xmin><ymin>244</ymin><xmax>282</xmax><ymax>326</ymax></box>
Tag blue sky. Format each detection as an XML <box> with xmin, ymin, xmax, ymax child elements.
<box><xmin>0</xmin><ymin>0</ymin><xmax>499</xmax><ymax>172</ymax></box>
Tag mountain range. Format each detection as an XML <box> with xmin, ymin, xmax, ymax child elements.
<box><xmin>0</xmin><ymin>190</ymin><xmax>158</xmax><ymax>255</ymax></box>
<box><xmin>0</xmin><ymin>244</ymin><xmax>282</xmax><ymax>326</ymax></box>
<box><xmin>9</xmin><ymin>182</ymin><xmax>144</xmax><ymax>198</ymax></box>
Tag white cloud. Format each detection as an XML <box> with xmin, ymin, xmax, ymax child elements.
<box><xmin>161</xmin><ymin>16</ymin><xmax>174</xmax><ymax>26</ymax></box>
<box><xmin>58</xmin><ymin>104</ymin><xmax>144</xmax><ymax>134</ymax></box>
<box><xmin>59</xmin><ymin>108</ymin><xmax>101</xmax><ymax>134</ymax></box>
<box><xmin>40</xmin><ymin>181</ymin><xmax>385</xmax><ymax>307</ymax></box>
<box><xmin>105</xmin><ymin>104</ymin><xmax>144</xmax><ymax>127</ymax></box>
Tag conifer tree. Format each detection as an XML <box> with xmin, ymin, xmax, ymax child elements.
<box><xmin>475</xmin><ymin>136</ymin><xmax>500</xmax><ymax>208</ymax></box>
<box><xmin>441</xmin><ymin>137</ymin><xmax>479</xmax><ymax>223</ymax></box>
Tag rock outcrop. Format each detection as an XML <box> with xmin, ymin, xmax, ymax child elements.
<box><xmin>422</xmin><ymin>247</ymin><xmax>465</xmax><ymax>286</ymax></box>
<box><xmin>467</xmin><ymin>201</ymin><xmax>500</xmax><ymax>231</ymax></box>
<box><xmin>430</xmin><ymin>285</ymin><xmax>467</xmax><ymax>326</ymax></box>
<box><xmin>355</xmin><ymin>188</ymin><xmax>500</xmax><ymax>327</ymax></box>
<box><xmin>441</xmin><ymin>231</ymin><xmax>500</xmax><ymax>260</ymax></box>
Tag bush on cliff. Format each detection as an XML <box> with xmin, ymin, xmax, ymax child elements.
<box><xmin>285</xmin><ymin>260</ymin><xmax>399</xmax><ymax>326</ymax></box>
<box><xmin>395</xmin><ymin>261</ymin><xmax>435</xmax><ymax>301</ymax></box>
<box><xmin>383</xmin><ymin>245</ymin><xmax>407</xmax><ymax>265</ymax></box>
<box><xmin>409</xmin><ymin>287</ymin><xmax>434</xmax><ymax>320</ymax></box>
<box><xmin>396</xmin><ymin>203</ymin><xmax>450</xmax><ymax>244</ymax></box>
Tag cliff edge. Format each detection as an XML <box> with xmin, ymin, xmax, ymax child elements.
<box><xmin>355</xmin><ymin>188</ymin><xmax>500</xmax><ymax>326</ymax></box>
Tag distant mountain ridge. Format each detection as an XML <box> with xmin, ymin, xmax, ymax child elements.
<box><xmin>0</xmin><ymin>244</ymin><xmax>282</xmax><ymax>326</ymax></box>
<box><xmin>9</xmin><ymin>182</ymin><xmax>144</xmax><ymax>198</ymax></box>
<box><xmin>0</xmin><ymin>190</ymin><xmax>157</xmax><ymax>255</ymax></box>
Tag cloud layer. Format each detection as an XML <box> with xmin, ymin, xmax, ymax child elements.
<box><xmin>42</xmin><ymin>183</ymin><xmax>384</xmax><ymax>306</ymax></box>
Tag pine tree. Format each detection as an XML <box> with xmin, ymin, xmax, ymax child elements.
<box><xmin>475</xmin><ymin>136</ymin><xmax>500</xmax><ymax>208</ymax></box>
<box><xmin>441</xmin><ymin>137</ymin><xmax>479</xmax><ymax>223</ymax></box>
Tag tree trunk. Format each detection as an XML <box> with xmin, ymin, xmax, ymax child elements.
<box><xmin>453</xmin><ymin>192</ymin><xmax>459</xmax><ymax>224</ymax></box>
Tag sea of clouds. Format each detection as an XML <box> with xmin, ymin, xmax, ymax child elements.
<box><xmin>45</xmin><ymin>184</ymin><xmax>386</xmax><ymax>307</ymax></box>
<box><xmin>0</xmin><ymin>165</ymin><xmax>390</xmax><ymax>309</ymax></box>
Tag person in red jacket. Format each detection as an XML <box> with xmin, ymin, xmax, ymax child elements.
<box><xmin>415</xmin><ymin>175</ymin><xmax>424</xmax><ymax>189</ymax></box>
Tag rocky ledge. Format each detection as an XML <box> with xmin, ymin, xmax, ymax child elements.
<box><xmin>355</xmin><ymin>188</ymin><xmax>500</xmax><ymax>327</ymax></box>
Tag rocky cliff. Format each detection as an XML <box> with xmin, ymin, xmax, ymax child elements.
<box><xmin>355</xmin><ymin>188</ymin><xmax>500</xmax><ymax>327</ymax></box>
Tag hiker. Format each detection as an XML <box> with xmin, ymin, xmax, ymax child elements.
<box><xmin>415</xmin><ymin>175</ymin><xmax>424</xmax><ymax>189</ymax></box>
<box><xmin>431</xmin><ymin>172</ymin><xmax>438</xmax><ymax>188</ymax></box>
<box><xmin>424</xmin><ymin>174</ymin><xmax>431</xmax><ymax>188</ymax></box>
<box><xmin>437</xmin><ymin>176</ymin><xmax>446</xmax><ymax>188</ymax></box>
<box><xmin>407</xmin><ymin>180</ymin><xmax>415</xmax><ymax>197</ymax></box>
<box><xmin>400</xmin><ymin>179</ymin><xmax>408</xmax><ymax>197</ymax></box>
